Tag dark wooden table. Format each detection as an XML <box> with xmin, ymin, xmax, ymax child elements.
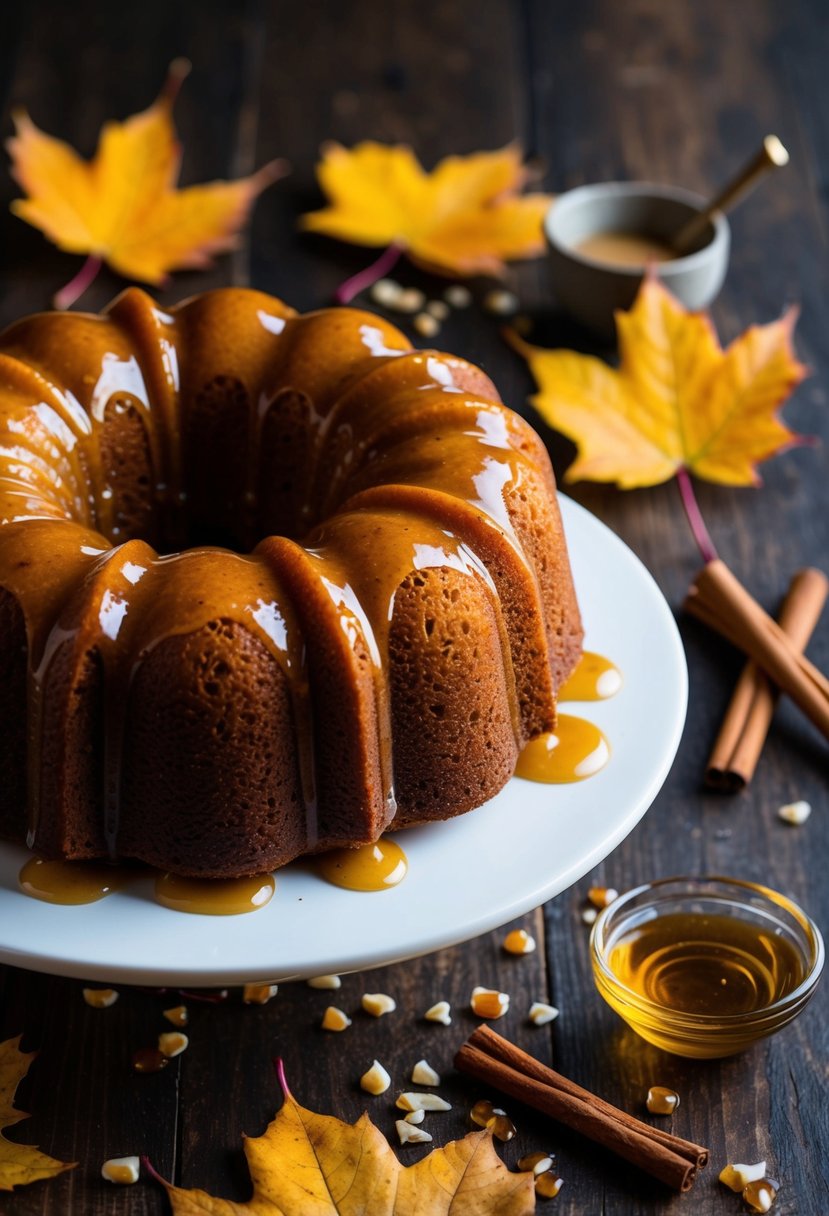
<box><xmin>1</xmin><ymin>1</ymin><xmax>827</xmax><ymax>1212</ymax></box>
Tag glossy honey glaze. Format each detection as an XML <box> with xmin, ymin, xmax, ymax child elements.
<box><xmin>0</xmin><ymin>287</ymin><xmax>582</xmax><ymax>874</ymax></box>
<box><xmin>18</xmin><ymin>856</ymin><xmax>275</xmax><ymax>913</ymax></box>
<box><xmin>558</xmin><ymin>651</ymin><xmax>622</xmax><ymax>701</ymax></box>
<box><xmin>515</xmin><ymin>714</ymin><xmax>610</xmax><ymax>783</ymax></box>
<box><xmin>314</xmin><ymin>838</ymin><xmax>408</xmax><ymax>891</ymax></box>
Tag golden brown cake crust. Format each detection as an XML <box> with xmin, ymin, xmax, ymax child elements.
<box><xmin>0</xmin><ymin>288</ymin><xmax>582</xmax><ymax>877</ymax></box>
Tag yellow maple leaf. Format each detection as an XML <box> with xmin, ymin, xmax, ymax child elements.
<box><xmin>151</xmin><ymin>1066</ymin><xmax>535</xmax><ymax>1215</ymax></box>
<box><xmin>300</xmin><ymin>141</ymin><xmax>552</xmax><ymax>278</ymax></box>
<box><xmin>0</xmin><ymin>1035</ymin><xmax>75</xmax><ymax>1191</ymax></box>
<box><xmin>510</xmin><ymin>275</ymin><xmax>807</xmax><ymax>489</ymax></box>
<box><xmin>6</xmin><ymin>59</ymin><xmax>287</xmax><ymax>300</ymax></box>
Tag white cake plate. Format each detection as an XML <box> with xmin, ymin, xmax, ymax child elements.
<box><xmin>0</xmin><ymin>495</ymin><xmax>687</xmax><ymax>986</ymax></box>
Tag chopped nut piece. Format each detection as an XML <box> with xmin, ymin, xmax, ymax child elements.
<box><xmin>426</xmin><ymin>299</ymin><xmax>450</xmax><ymax>320</ymax></box>
<box><xmin>424</xmin><ymin>1000</ymin><xmax>451</xmax><ymax>1025</ymax></box>
<box><xmin>743</xmin><ymin>1178</ymin><xmax>780</xmax><ymax>1213</ymax></box>
<box><xmin>411</xmin><ymin>1059</ymin><xmax>441</xmax><ymax>1087</ymax></box>
<box><xmin>360</xmin><ymin>1059</ymin><xmax>391</xmax><ymax>1095</ymax></box>
<box><xmin>361</xmin><ymin>992</ymin><xmax>396</xmax><ymax>1017</ymax></box>
<box><xmin>101</xmin><ymin>1156</ymin><xmax>140</xmax><ymax>1185</ymax></box>
<box><xmin>396</xmin><ymin>1092</ymin><xmax>452</xmax><ymax>1112</ymax></box>
<box><xmin>503</xmin><ymin>928</ymin><xmax>536</xmax><ymax>955</ymax></box>
<box><xmin>535</xmin><ymin>1170</ymin><xmax>564</xmax><ymax>1198</ymax></box>
<box><xmin>487</xmin><ymin>1108</ymin><xmax>517</xmax><ymax>1142</ymax></box>
<box><xmin>321</xmin><ymin>1006</ymin><xmax>351</xmax><ymax>1032</ymax></box>
<box><xmin>778</xmin><ymin>800</ymin><xmax>811</xmax><ymax>826</ymax></box>
<box><xmin>483</xmin><ymin>289</ymin><xmax>519</xmax><ymax>316</ymax></box>
<box><xmin>518</xmin><ymin>1151</ymin><xmax>556</xmax><ymax>1175</ymax></box>
<box><xmin>646</xmin><ymin>1086</ymin><xmax>680</xmax><ymax>1115</ymax></box>
<box><xmin>162</xmin><ymin>1005</ymin><xmax>188</xmax><ymax>1028</ymax></box>
<box><xmin>413</xmin><ymin>312</ymin><xmax>440</xmax><ymax>338</ymax></box>
<box><xmin>307</xmin><ymin>974</ymin><xmax>342</xmax><ymax>990</ymax></box>
<box><xmin>719</xmin><ymin>1162</ymin><xmax>768</xmax><ymax>1191</ymax></box>
<box><xmin>444</xmin><ymin>284</ymin><xmax>472</xmax><ymax>308</ymax></box>
<box><xmin>587</xmin><ymin>886</ymin><xmax>619</xmax><ymax>909</ymax></box>
<box><xmin>243</xmin><ymin>983</ymin><xmax>278</xmax><ymax>1005</ymax></box>
<box><xmin>370</xmin><ymin>279</ymin><xmax>403</xmax><ymax>307</ymax></box>
<box><xmin>395</xmin><ymin>1118</ymin><xmax>433</xmax><ymax>1145</ymax></box>
<box><xmin>132</xmin><ymin>1047</ymin><xmax>168</xmax><ymax>1073</ymax></box>
<box><xmin>471</xmin><ymin>1099</ymin><xmax>495</xmax><ymax>1127</ymax></box>
<box><xmin>404</xmin><ymin>1109</ymin><xmax>426</xmax><ymax>1125</ymax></box>
<box><xmin>528</xmin><ymin>1001</ymin><xmax>559</xmax><ymax>1026</ymax></box>
<box><xmin>83</xmin><ymin>988</ymin><xmax>119</xmax><ymax>1009</ymax></box>
<box><xmin>471</xmin><ymin>986</ymin><xmax>510</xmax><ymax>1019</ymax></box>
<box><xmin>158</xmin><ymin>1032</ymin><xmax>189</xmax><ymax>1058</ymax></box>
<box><xmin>396</xmin><ymin>288</ymin><xmax>426</xmax><ymax>314</ymax></box>
<box><xmin>581</xmin><ymin>907</ymin><xmax>598</xmax><ymax>926</ymax></box>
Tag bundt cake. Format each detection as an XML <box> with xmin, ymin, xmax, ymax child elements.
<box><xmin>0</xmin><ymin>287</ymin><xmax>582</xmax><ymax>878</ymax></box>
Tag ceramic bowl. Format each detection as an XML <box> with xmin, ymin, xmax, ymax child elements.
<box><xmin>545</xmin><ymin>182</ymin><xmax>730</xmax><ymax>339</ymax></box>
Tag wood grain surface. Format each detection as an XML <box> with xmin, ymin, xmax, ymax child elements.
<box><xmin>0</xmin><ymin>1</ymin><xmax>826</xmax><ymax>1213</ymax></box>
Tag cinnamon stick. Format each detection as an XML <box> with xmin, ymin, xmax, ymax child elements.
<box><xmin>454</xmin><ymin>1026</ymin><xmax>708</xmax><ymax>1192</ymax></box>
<box><xmin>685</xmin><ymin>560</ymin><xmax>829</xmax><ymax>744</ymax></box>
<box><xmin>706</xmin><ymin>567</ymin><xmax>828</xmax><ymax>790</ymax></box>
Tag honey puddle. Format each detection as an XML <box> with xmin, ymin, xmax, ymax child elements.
<box><xmin>516</xmin><ymin>715</ymin><xmax>610</xmax><ymax>783</ymax></box>
<box><xmin>558</xmin><ymin>651</ymin><xmax>622</xmax><ymax>701</ymax></box>
<box><xmin>314</xmin><ymin>838</ymin><xmax>408</xmax><ymax>891</ymax></box>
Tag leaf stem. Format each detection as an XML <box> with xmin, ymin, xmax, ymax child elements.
<box><xmin>334</xmin><ymin>243</ymin><xmax>403</xmax><ymax>305</ymax></box>
<box><xmin>53</xmin><ymin>255</ymin><xmax>103</xmax><ymax>310</ymax></box>
<box><xmin>676</xmin><ymin>466</ymin><xmax>718</xmax><ymax>563</ymax></box>
<box><xmin>274</xmin><ymin>1056</ymin><xmax>292</xmax><ymax>1100</ymax></box>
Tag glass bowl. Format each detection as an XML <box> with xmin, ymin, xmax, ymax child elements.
<box><xmin>590</xmin><ymin>876</ymin><xmax>824</xmax><ymax>1058</ymax></box>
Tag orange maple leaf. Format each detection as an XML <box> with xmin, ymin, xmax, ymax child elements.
<box><xmin>6</xmin><ymin>60</ymin><xmax>287</xmax><ymax>306</ymax></box>
<box><xmin>510</xmin><ymin>276</ymin><xmax>807</xmax><ymax>489</ymax></box>
<box><xmin>301</xmin><ymin>141</ymin><xmax>553</xmax><ymax>279</ymax></box>
<box><xmin>149</xmin><ymin>1063</ymin><xmax>535</xmax><ymax>1215</ymax></box>
<box><xmin>0</xmin><ymin>1035</ymin><xmax>75</xmax><ymax>1191</ymax></box>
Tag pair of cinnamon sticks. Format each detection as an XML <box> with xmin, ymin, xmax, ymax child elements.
<box><xmin>685</xmin><ymin>563</ymin><xmax>828</xmax><ymax>790</ymax></box>
<box><xmin>455</xmin><ymin>1025</ymin><xmax>707</xmax><ymax>1192</ymax></box>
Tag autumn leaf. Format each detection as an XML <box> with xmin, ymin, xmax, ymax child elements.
<box><xmin>150</xmin><ymin>1062</ymin><xmax>535</xmax><ymax>1215</ymax></box>
<box><xmin>510</xmin><ymin>275</ymin><xmax>807</xmax><ymax>489</ymax></box>
<box><xmin>300</xmin><ymin>141</ymin><xmax>552</xmax><ymax>280</ymax></box>
<box><xmin>6</xmin><ymin>59</ymin><xmax>288</xmax><ymax>306</ymax></box>
<box><xmin>0</xmin><ymin>1035</ymin><xmax>75</xmax><ymax>1192</ymax></box>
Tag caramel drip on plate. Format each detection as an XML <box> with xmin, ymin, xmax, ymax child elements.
<box><xmin>0</xmin><ymin>288</ymin><xmax>575</xmax><ymax>872</ymax></box>
<box><xmin>315</xmin><ymin>838</ymin><xmax>408</xmax><ymax>891</ymax></box>
<box><xmin>558</xmin><ymin>651</ymin><xmax>622</xmax><ymax>701</ymax></box>
<box><xmin>154</xmin><ymin>872</ymin><xmax>275</xmax><ymax>915</ymax></box>
<box><xmin>18</xmin><ymin>857</ymin><xmax>129</xmax><ymax>904</ymax></box>
<box><xmin>516</xmin><ymin>715</ymin><xmax>610</xmax><ymax>783</ymax></box>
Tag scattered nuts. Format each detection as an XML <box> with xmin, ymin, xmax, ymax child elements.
<box><xmin>411</xmin><ymin>1059</ymin><xmax>441</xmax><ymax>1087</ymax></box>
<box><xmin>483</xmin><ymin>289</ymin><xmax>519</xmax><ymax>316</ymax></box>
<box><xmin>321</xmin><ymin>1006</ymin><xmax>351</xmax><ymax>1032</ymax></box>
<box><xmin>307</xmin><ymin>974</ymin><xmax>342</xmax><ymax>990</ymax></box>
<box><xmin>424</xmin><ymin>1000</ymin><xmax>452</xmax><ymax>1025</ymax></box>
<box><xmin>360</xmin><ymin>1059</ymin><xmax>391</xmax><ymax>1096</ymax></box>
<box><xmin>529</xmin><ymin>1001</ymin><xmax>559</xmax><ymax>1026</ymax></box>
<box><xmin>503</xmin><ymin>928</ymin><xmax>536</xmax><ymax>955</ymax></box>
<box><xmin>743</xmin><ymin>1177</ymin><xmax>780</xmax><ymax>1213</ymax></box>
<box><xmin>158</xmin><ymin>1032</ymin><xmax>188</xmax><ymax>1058</ymax></box>
<box><xmin>778</xmin><ymin>800</ymin><xmax>811</xmax><ymax>826</ymax></box>
<box><xmin>535</xmin><ymin>1170</ymin><xmax>564</xmax><ymax>1198</ymax></box>
<box><xmin>471</xmin><ymin>986</ymin><xmax>510</xmax><ymax>1019</ymax></box>
<box><xmin>396</xmin><ymin>1092</ymin><xmax>452</xmax><ymax>1113</ymax></box>
<box><xmin>396</xmin><ymin>287</ymin><xmax>426</xmax><ymax>314</ymax></box>
<box><xmin>444</xmin><ymin>284</ymin><xmax>472</xmax><ymax>308</ymax></box>
<box><xmin>646</xmin><ymin>1086</ymin><xmax>680</xmax><ymax>1115</ymax></box>
<box><xmin>163</xmin><ymin>1005</ymin><xmax>188</xmax><ymax>1028</ymax></box>
<box><xmin>101</xmin><ymin>1156</ymin><xmax>140</xmax><ymax>1185</ymax></box>
<box><xmin>395</xmin><ymin>1118</ymin><xmax>433</xmax><ymax>1145</ymax></box>
<box><xmin>370</xmin><ymin>279</ymin><xmax>403</xmax><ymax>307</ymax></box>
<box><xmin>426</xmin><ymin>299</ymin><xmax>450</xmax><ymax>320</ymax></box>
<box><xmin>243</xmin><ymin>983</ymin><xmax>278</xmax><ymax>1005</ymax></box>
<box><xmin>404</xmin><ymin>1108</ymin><xmax>426</xmax><ymax>1125</ymax></box>
<box><xmin>83</xmin><ymin>988</ymin><xmax>119</xmax><ymax>1009</ymax></box>
<box><xmin>720</xmin><ymin>1162</ymin><xmax>768</xmax><ymax>1192</ymax></box>
<box><xmin>361</xmin><ymin>992</ymin><xmax>396</xmax><ymax>1017</ymax></box>
<box><xmin>587</xmin><ymin>886</ymin><xmax>618</xmax><ymax>909</ymax></box>
<box><xmin>413</xmin><ymin>312</ymin><xmax>440</xmax><ymax>338</ymax></box>
<box><xmin>517</xmin><ymin>1151</ymin><xmax>556</xmax><ymax>1176</ymax></box>
<box><xmin>469</xmin><ymin>1099</ymin><xmax>516</xmax><ymax>1141</ymax></box>
<box><xmin>132</xmin><ymin>1047</ymin><xmax>168</xmax><ymax>1073</ymax></box>
<box><xmin>581</xmin><ymin>907</ymin><xmax>598</xmax><ymax>926</ymax></box>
